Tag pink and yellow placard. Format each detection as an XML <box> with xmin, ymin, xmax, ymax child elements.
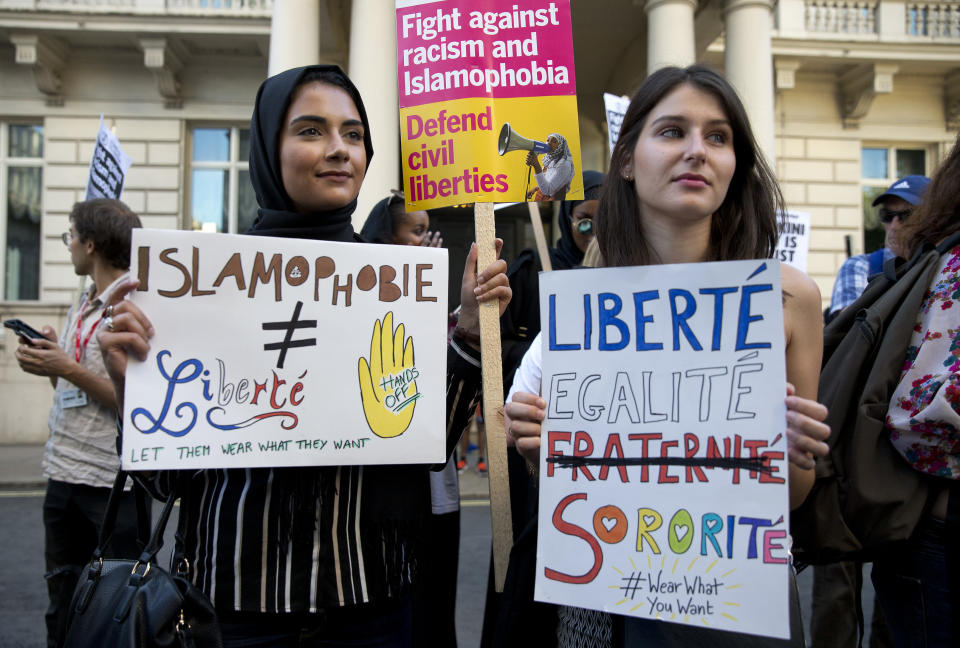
<box><xmin>396</xmin><ymin>0</ymin><xmax>583</xmax><ymax>210</ymax></box>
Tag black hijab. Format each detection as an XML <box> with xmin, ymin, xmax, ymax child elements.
<box><xmin>551</xmin><ymin>170</ymin><xmax>605</xmax><ymax>269</ymax></box>
<box><xmin>247</xmin><ymin>65</ymin><xmax>374</xmax><ymax>242</ymax></box>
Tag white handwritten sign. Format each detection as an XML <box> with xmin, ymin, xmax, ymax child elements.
<box><xmin>535</xmin><ymin>260</ymin><xmax>790</xmax><ymax>639</ymax></box>
<box><xmin>122</xmin><ymin>229</ymin><xmax>449</xmax><ymax>471</ymax></box>
<box><xmin>86</xmin><ymin>117</ymin><xmax>132</xmax><ymax>201</ymax></box>
<box><xmin>603</xmin><ymin>92</ymin><xmax>630</xmax><ymax>158</ymax></box>
<box><xmin>774</xmin><ymin>211</ymin><xmax>810</xmax><ymax>271</ymax></box>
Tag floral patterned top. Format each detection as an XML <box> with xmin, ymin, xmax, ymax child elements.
<box><xmin>886</xmin><ymin>244</ymin><xmax>960</xmax><ymax>479</ymax></box>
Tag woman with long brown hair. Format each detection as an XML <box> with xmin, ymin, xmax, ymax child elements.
<box><xmin>504</xmin><ymin>65</ymin><xmax>831</xmax><ymax>647</ymax></box>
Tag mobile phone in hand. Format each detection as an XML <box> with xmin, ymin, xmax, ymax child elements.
<box><xmin>4</xmin><ymin>318</ymin><xmax>45</xmax><ymax>341</ymax></box>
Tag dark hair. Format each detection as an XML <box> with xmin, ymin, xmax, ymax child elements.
<box><xmin>898</xmin><ymin>133</ymin><xmax>960</xmax><ymax>258</ymax></box>
<box><xmin>386</xmin><ymin>191</ymin><xmax>423</xmax><ymax>234</ymax></box>
<box><xmin>70</xmin><ymin>198</ymin><xmax>142</xmax><ymax>270</ymax></box>
<box><xmin>596</xmin><ymin>65</ymin><xmax>782</xmax><ymax>267</ymax></box>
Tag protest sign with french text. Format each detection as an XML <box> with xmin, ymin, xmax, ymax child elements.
<box><xmin>535</xmin><ymin>260</ymin><xmax>791</xmax><ymax>639</ymax></box>
<box><xmin>121</xmin><ymin>229</ymin><xmax>448</xmax><ymax>471</ymax></box>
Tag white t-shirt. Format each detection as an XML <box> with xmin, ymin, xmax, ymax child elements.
<box><xmin>507</xmin><ymin>332</ymin><xmax>544</xmax><ymax>403</ymax></box>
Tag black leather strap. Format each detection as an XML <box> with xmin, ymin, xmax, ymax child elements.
<box><xmin>91</xmin><ymin>470</ymin><xmax>129</xmax><ymax>562</ymax></box>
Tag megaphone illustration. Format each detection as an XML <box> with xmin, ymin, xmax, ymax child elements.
<box><xmin>497</xmin><ymin>123</ymin><xmax>551</xmax><ymax>156</ymax></box>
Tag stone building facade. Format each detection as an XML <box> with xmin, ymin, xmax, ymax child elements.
<box><xmin>0</xmin><ymin>0</ymin><xmax>957</xmax><ymax>442</ymax></box>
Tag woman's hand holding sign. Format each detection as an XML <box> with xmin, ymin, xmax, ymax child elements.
<box><xmin>784</xmin><ymin>382</ymin><xmax>830</xmax><ymax>469</ymax></box>
<box><xmin>455</xmin><ymin>239</ymin><xmax>511</xmax><ymax>349</ymax></box>
<box><xmin>98</xmin><ymin>277</ymin><xmax>154</xmax><ymax>412</ymax></box>
<box><xmin>506</xmin><ymin>385</ymin><xmax>830</xmax><ymax>477</ymax></box>
<box><xmin>505</xmin><ymin>391</ymin><xmax>546</xmax><ymax>465</ymax></box>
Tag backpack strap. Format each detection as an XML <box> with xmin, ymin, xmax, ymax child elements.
<box><xmin>935</xmin><ymin>229</ymin><xmax>960</xmax><ymax>255</ymax></box>
<box><xmin>867</xmin><ymin>248</ymin><xmax>886</xmax><ymax>278</ymax></box>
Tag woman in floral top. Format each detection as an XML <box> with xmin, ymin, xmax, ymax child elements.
<box><xmin>875</xmin><ymin>133</ymin><xmax>960</xmax><ymax>648</ymax></box>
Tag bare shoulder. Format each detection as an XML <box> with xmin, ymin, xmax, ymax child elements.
<box><xmin>780</xmin><ymin>263</ymin><xmax>821</xmax><ymax>309</ymax></box>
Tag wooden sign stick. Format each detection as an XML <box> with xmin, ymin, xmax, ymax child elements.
<box><xmin>473</xmin><ymin>201</ymin><xmax>514</xmax><ymax>592</ymax></box>
<box><xmin>527</xmin><ymin>202</ymin><xmax>553</xmax><ymax>272</ymax></box>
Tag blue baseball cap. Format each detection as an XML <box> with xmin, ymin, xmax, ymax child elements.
<box><xmin>872</xmin><ymin>174</ymin><xmax>931</xmax><ymax>207</ymax></box>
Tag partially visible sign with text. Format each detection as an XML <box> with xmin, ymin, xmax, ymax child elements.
<box><xmin>535</xmin><ymin>260</ymin><xmax>791</xmax><ymax>640</ymax></box>
<box><xmin>86</xmin><ymin>117</ymin><xmax>132</xmax><ymax>201</ymax></box>
<box><xmin>396</xmin><ymin>0</ymin><xmax>583</xmax><ymax>209</ymax></box>
<box><xmin>122</xmin><ymin>229</ymin><xmax>449</xmax><ymax>470</ymax></box>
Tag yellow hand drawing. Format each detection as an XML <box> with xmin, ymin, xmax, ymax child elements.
<box><xmin>358</xmin><ymin>312</ymin><xmax>420</xmax><ymax>438</ymax></box>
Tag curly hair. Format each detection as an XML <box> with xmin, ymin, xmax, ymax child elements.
<box><xmin>70</xmin><ymin>198</ymin><xmax>142</xmax><ymax>270</ymax></box>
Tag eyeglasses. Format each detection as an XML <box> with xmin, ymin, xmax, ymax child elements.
<box><xmin>573</xmin><ymin>216</ymin><xmax>594</xmax><ymax>235</ymax></box>
<box><xmin>61</xmin><ymin>231</ymin><xmax>73</xmax><ymax>246</ymax></box>
<box><xmin>878</xmin><ymin>207</ymin><xmax>911</xmax><ymax>224</ymax></box>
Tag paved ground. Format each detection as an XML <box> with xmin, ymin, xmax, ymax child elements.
<box><xmin>0</xmin><ymin>442</ymin><xmax>879</xmax><ymax>647</ymax></box>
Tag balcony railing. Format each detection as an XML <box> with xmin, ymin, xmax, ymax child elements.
<box><xmin>0</xmin><ymin>0</ymin><xmax>273</xmax><ymax>16</ymax></box>
<box><xmin>805</xmin><ymin>1</ymin><xmax>877</xmax><ymax>33</ymax></box>
<box><xmin>906</xmin><ymin>2</ymin><xmax>960</xmax><ymax>36</ymax></box>
<box><xmin>776</xmin><ymin>0</ymin><xmax>960</xmax><ymax>39</ymax></box>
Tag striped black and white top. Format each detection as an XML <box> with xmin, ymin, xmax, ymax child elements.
<box><xmin>134</xmin><ymin>338</ymin><xmax>482</xmax><ymax>613</ymax></box>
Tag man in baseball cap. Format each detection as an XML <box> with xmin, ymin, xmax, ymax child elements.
<box><xmin>828</xmin><ymin>174</ymin><xmax>931</xmax><ymax>317</ymax></box>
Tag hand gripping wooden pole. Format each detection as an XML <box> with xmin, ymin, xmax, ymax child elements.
<box><xmin>473</xmin><ymin>201</ymin><xmax>513</xmax><ymax>592</ymax></box>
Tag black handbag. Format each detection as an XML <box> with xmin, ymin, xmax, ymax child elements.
<box><xmin>63</xmin><ymin>471</ymin><xmax>222</xmax><ymax>648</ymax></box>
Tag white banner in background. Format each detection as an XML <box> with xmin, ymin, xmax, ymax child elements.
<box><xmin>86</xmin><ymin>116</ymin><xmax>133</xmax><ymax>201</ymax></box>
<box><xmin>775</xmin><ymin>211</ymin><xmax>811</xmax><ymax>272</ymax></box>
<box><xmin>604</xmin><ymin>92</ymin><xmax>630</xmax><ymax>157</ymax></box>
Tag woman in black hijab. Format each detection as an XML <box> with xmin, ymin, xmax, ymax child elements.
<box><xmin>99</xmin><ymin>65</ymin><xmax>511</xmax><ymax>647</ymax></box>
<box><xmin>359</xmin><ymin>190</ymin><xmax>442</xmax><ymax>247</ymax></box>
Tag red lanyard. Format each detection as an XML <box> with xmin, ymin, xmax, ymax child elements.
<box><xmin>74</xmin><ymin>298</ymin><xmax>105</xmax><ymax>362</ymax></box>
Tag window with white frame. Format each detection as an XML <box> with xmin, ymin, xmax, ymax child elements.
<box><xmin>189</xmin><ymin>127</ymin><xmax>257</xmax><ymax>234</ymax></box>
<box><xmin>1</xmin><ymin>123</ymin><xmax>43</xmax><ymax>301</ymax></box>
<box><xmin>861</xmin><ymin>145</ymin><xmax>927</xmax><ymax>253</ymax></box>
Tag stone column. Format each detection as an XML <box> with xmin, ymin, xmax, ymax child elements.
<box><xmin>645</xmin><ymin>0</ymin><xmax>697</xmax><ymax>74</ymax></box>
<box><xmin>724</xmin><ymin>0</ymin><xmax>775</xmax><ymax>165</ymax></box>
<box><xmin>268</xmin><ymin>0</ymin><xmax>320</xmax><ymax>77</ymax></box>
<box><xmin>349</xmin><ymin>0</ymin><xmax>400</xmax><ymax>228</ymax></box>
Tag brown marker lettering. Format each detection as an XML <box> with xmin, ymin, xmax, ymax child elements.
<box><xmin>191</xmin><ymin>247</ymin><xmax>214</xmax><ymax>296</ymax></box>
<box><xmin>416</xmin><ymin>264</ymin><xmax>437</xmax><ymax>302</ymax></box>
<box><xmin>158</xmin><ymin>248</ymin><xmax>190</xmax><ymax>298</ymax></box>
<box><xmin>379</xmin><ymin>265</ymin><xmax>401</xmax><ymax>302</ymax></box>
<box><xmin>249</xmin><ymin>252</ymin><xmax>282</xmax><ymax>301</ymax></box>
<box><xmin>137</xmin><ymin>246</ymin><xmax>149</xmax><ymax>291</ymax></box>
<box><xmin>332</xmin><ymin>274</ymin><xmax>352</xmax><ymax>307</ymax></box>
<box><xmin>214</xmin><ymin>253</ymin><xmax>246</xmax><ymax>290</ymax></box>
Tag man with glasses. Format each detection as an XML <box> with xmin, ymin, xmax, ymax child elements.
<box><xmin>828</xmin><ymin>174</ymin><xmax>931</xmax><ymax>319</ymax></box>
<box><xmin>14</xmin><ymin>198</ymin><xmax>142</xmax><ymax>648</ymax></box>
